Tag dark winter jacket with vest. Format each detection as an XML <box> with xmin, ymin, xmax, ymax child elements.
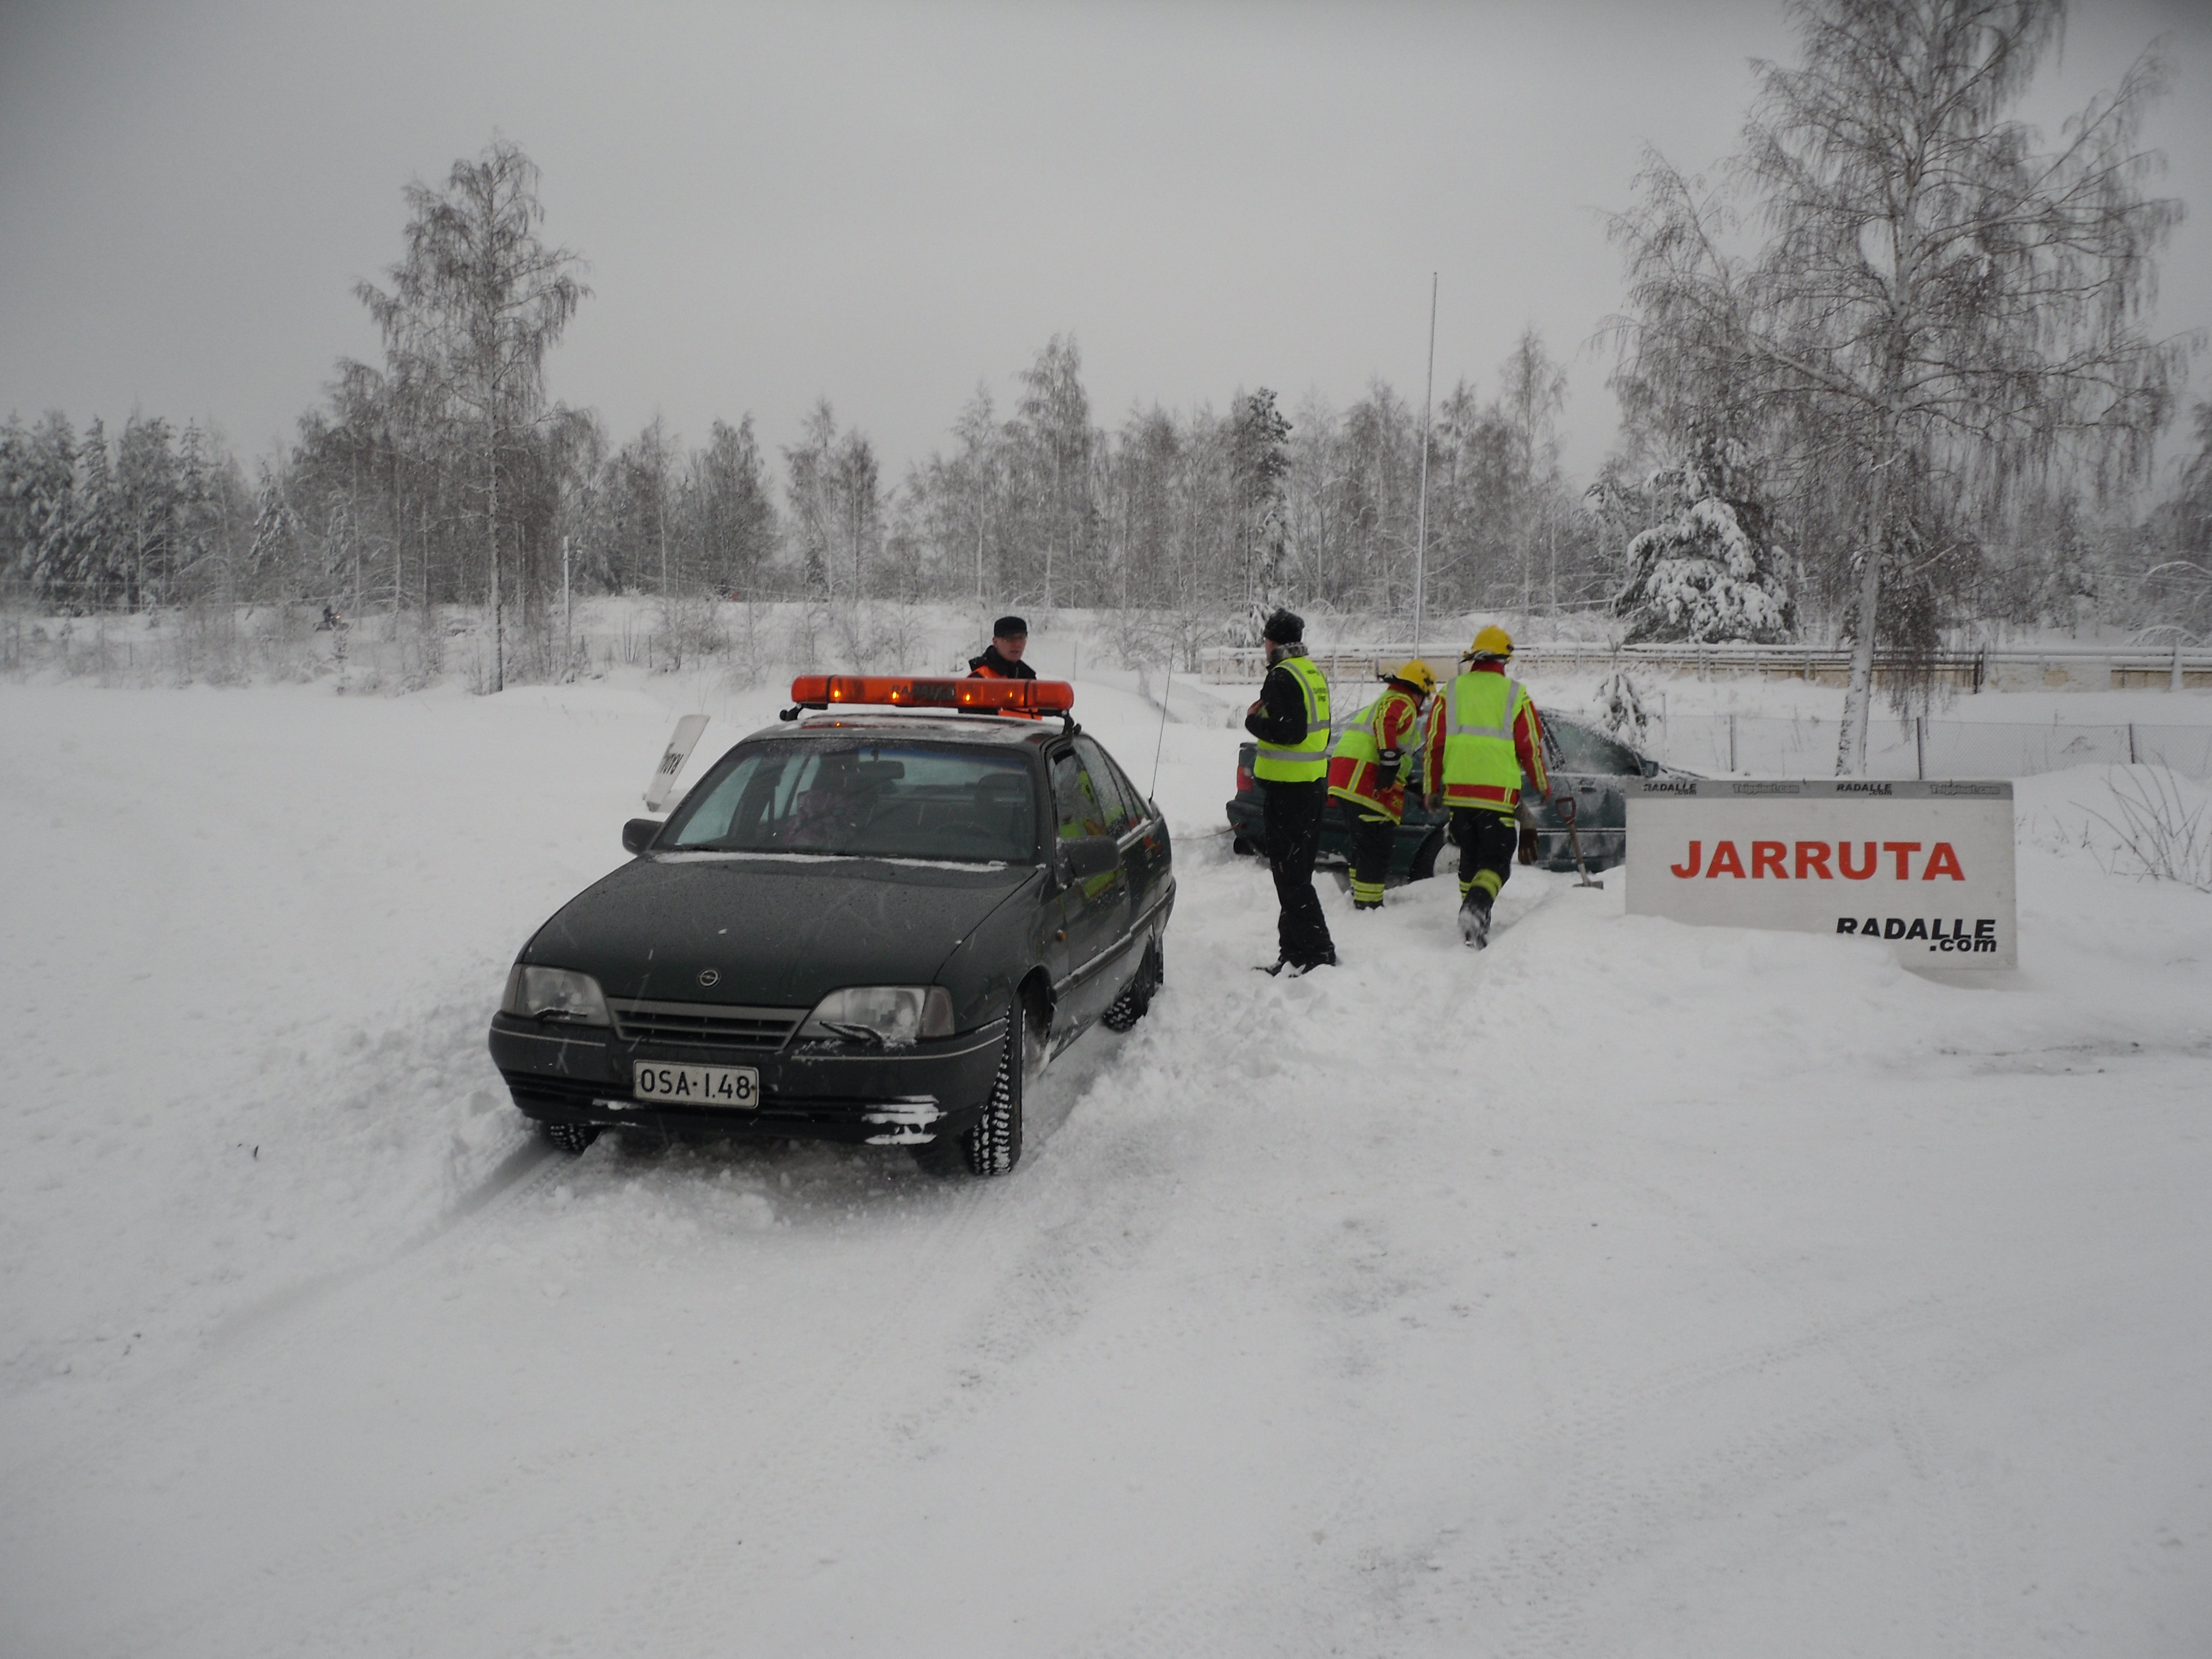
<box><xmin>966</xmin><ymin>645</ymin><xmax>1036</xmax><ymax>680</ymax></box>
<box><xmin>1244</xmin><ymin>646</ymin><xmax>1314</xmax><ymax>750</ymax></box>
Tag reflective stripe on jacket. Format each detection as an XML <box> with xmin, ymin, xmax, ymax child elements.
<box><xmin>1328</xmin><ymin>686</ymin><xmax>1421</xmax><ymax>820</ymax></box>
<box><xmin>1424</xmin><ymin>664</ymin><xmax>1547</xmax><ymax>812</ymax></box>
<box><xmin>1253</xmin><ymin>653</ymin><xmax>1332</xmax><ymax>783</ymax></box>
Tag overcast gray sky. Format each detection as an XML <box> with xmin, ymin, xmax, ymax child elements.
<box><xmin>3</xmin><ymin>0</ymin><xmax>2208</xmax><ymax>484</ymax></box>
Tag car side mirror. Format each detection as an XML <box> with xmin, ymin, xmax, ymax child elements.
<box><xmin>622</xmin><ymin>817</ymin><xmax>662</xmax><ymax>855</ymax></box>
<box><xmin>1059</xmin><ymin>834</ymin><xmax>1119</xmax><ymax>882</ymax></box>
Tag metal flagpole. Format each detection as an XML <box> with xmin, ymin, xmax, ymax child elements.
<box><xmin>1415</xmin><ymin>273</ymin><xmax>1437</xmax><ymax>661</ymax></box>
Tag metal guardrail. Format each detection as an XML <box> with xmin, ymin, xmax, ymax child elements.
<box><xmin>1199</xmin><ymin>640</ymin><xmax>2212</xmax><ymax>693</ymax></box>
<box><xmin>1650</xmin><ymin>713</ymin><xmax>2212</xmax><ymax>782</ymax></box>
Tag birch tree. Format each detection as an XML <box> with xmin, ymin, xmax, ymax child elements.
<box><xmin>1611</xmin><ymin>0</ymin><xmax>2187</xmax><ymax>771</ymax></box>
<box><xmin>357</xmin><ymin>139</ymin><xmax>587</xmax><ymax>691</ymax></box>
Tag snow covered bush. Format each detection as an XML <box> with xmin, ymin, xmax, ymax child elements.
<box><xmin>1594</xmin><ymin>665</ymin><xmax>1650</xmax><ymax>742</ymax></box>
<box><xmin>1611</xmin><ymin>434</ymin><xmax>1794</xmax><ymax>645</ymax></box>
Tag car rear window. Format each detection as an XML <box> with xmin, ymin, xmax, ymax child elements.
<box><xmin>661</xmin><ymin>742</ymin><xmax>1039</xmax><ymax>864</ymax></box>
<box><xmin>1545</xmin><ymin>717</ymin><xmax>1644</xmax><ymax>776</ymax></box>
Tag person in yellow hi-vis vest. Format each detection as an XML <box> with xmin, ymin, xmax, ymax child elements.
<box><xmin>1245</xmin><ymin>609</ymin><xmax>1336</xmax><ymax>974</ymax></box>
<box><xmin>1421</xmin><ymin>625</ymin><xmax>1548</xmax><ymax>948</ymax></box>
<box><xmin>1327</xmin><ymin>660</ymin><xmax>1436</xmax><ymax>911</ymax></box>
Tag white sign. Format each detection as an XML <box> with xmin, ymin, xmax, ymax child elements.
<box><xmin>643</xmin><ymin>714</ymin><xmax>711</xmax><ymax>812</ymax></box>
<box><xmin>1624</xmin><ymin>779</ymin><xmax>2016</xmax><ymax>968</ymax></box>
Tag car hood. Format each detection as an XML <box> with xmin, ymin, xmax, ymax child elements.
<box><xmin>525</xmin><ymin>854</ymin><xmax>1040</xmax><ymax>1009</ymax></box>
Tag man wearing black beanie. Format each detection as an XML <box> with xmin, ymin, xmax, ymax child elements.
<box><xmin>1245</xmin><ymin>609</ymin><xmax>1337</xmax><ymax>973</ymax></box>
<box><xmin>968</xmin><ymin>617</ymin><xmax>1037</xmax><ymax>682</ymax></box>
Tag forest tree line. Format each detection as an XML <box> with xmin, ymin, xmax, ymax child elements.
<box><xmin>6</xmin><ymin>1</ymin><xmax>2211</xmax><ymax>706</ymax></box>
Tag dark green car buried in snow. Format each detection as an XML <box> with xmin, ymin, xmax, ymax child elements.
<box><xmin>487</xmin><ymin>681</ymin><xmax>1172</xmax><ymax>1177</ymax></box>
<box><xmin>1224</xmin><ymin>711</ymin><xmax>1685</xmax><ymax>881</ymax></box>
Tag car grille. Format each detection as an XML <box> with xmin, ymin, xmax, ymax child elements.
<box><xmin>611</xmin><ymin>998</ymin><xmax>804</xmax><ymax>1052</ymax></box>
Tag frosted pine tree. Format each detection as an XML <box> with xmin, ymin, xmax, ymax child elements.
<box><xmin>1593</xmin><ymin>665</ymin><xmax>1650</xmax><ymax>742</ymax></box>
<box><xmin>1612</xmin><ymin>433</ymin><xmax>1793</xmax><ymax>644</ymax></box>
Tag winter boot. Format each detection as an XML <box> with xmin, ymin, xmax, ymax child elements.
<box><xmin>1458</xmin><ymin>890</ymin><xmax>1493</xmax><ymax>950</ymax></box>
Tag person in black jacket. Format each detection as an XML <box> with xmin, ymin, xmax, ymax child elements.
<box><xmin>1245</xmin><ymin>609</ymin><xmax>1337</xmax><ymax>974</ymax></box>
<box><xmin>967</xmin><ymin>617</ymin><xmax>1037</xmax><ymax>681</ymax></box>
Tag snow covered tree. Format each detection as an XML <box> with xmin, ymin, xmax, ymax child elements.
<box><xmin>686</xmin><ymin>416</ymin><xmax>778</xmax><ymax>598</ymax></box>
<box><xmin>1613</xmin><ymin>432</ymin><xmax>1794</xmax><ymax>644</ymax></box>
<box><xmin>1611</xmin><ymin>0</ymin><xmax>2186</xmax><ymax>771</ymax></box>
<box><xmin>357</xmin><ymin>139</ymin><xmax>588</xmax><ymax>690</ymax></box>
<box><xmin>1594</xmin><ymin>665</ymin><xmax>1652</xmax><ymax>742</ymax></box>
<box><xmin>67</xmin><ymin>419</ymin><xmax>114</xmax><ymax>609</ymax></box>
<box><xmin>1231</xmin><ymin>387</ymin><xmax>1291</xmax><ymax>619</ymax></box>
<box><xmin>1009</xmin><ymin>336</ymin><xmax>1093</xmax><ymax>609</ymax></box>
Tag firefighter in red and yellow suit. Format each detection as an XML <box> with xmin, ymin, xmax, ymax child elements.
<box><xmin>1422</xmin><ymin>625</ymin><xmax>1548</xmax><ymax>949</ymax></box>
<box><xmin>1327</xmin><ymin>660</ymin><xmax>1437</xmax><ymax>911</ymax></box>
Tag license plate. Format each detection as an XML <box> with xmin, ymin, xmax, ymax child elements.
<box><xmin>632</xmin><ymin>1062</ymin><xmax>759</xmax><ymax>1108</ymax></box>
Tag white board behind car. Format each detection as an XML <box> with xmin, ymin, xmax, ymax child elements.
<box><xmin>1623</xmin><ymin>778</ymin><xmax>2016</xmax><ymax>968</ymax></box>
<box><xmin>644</xmin><ymin>714</ymin><xmax>712</xmax><ymax>812</ymax></box>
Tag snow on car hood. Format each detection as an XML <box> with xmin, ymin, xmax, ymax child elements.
<box><xmin>524</xmin><ymin>853</ymin><xmax>1039</xmax><ymax>1009</ymax></box>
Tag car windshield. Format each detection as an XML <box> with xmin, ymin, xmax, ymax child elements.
<box><xmin>660</xmin><ymin>742</ymin><xmax>1039</xmax><ymax>864</ymax></box>
<box><xmin>1546</xmin><ymin>716</ymin><xmax>1645</xmax><ymax>776</ymax></box>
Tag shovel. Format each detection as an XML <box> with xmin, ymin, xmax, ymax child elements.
<box><xmin>1553</xmin><ymin>791</ymin><xmax>1605</xmax><ymax>890</ymax></box>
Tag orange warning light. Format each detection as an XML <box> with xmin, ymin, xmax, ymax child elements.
<box><xmin>787</xmin><ymin>674</ymin><xmax>1074</xmax><ymax>715</ymax></box>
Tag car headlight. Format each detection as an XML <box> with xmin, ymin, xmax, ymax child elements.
<box><xmin>502</xmin><ymin>964</ymin><xmax>612</xmax><ymax>1026</ymax></box>
<box><xmin>798</xmin><ymin>985</ymin><xmax>954</xmax><ymax>1046</ymax></box>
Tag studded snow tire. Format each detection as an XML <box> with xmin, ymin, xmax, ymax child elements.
<box><xmin>542</xmin><ymin>1120</ymin><xmax>600</xmax><ymax>1156</ymax></box>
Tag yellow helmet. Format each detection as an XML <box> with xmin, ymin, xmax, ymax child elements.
<box><xmin>1467</xmin><ymin>624</ymin><xmax>1514</xmax><ymax>661</ymax></box>
<box><xmin>1389</xmin><ymin>659</ymin><xmax>1437</xmax><ymax>698</ymax></box>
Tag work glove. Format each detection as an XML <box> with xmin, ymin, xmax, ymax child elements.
<box><xmin>1517</xmin><ymin>825</ymin><xmax>1540</xmax><ymax>865</ymax></box>
<box><xmin>1374</xmin><ymin>752</ymin><xmax>1400</xmax><ymax>791</ymax></box>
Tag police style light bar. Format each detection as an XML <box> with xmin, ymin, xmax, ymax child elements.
<box><xmin>784</xmin><ymin>674</ymin><xmax>1076</xmax><ymax>716</ymax></box>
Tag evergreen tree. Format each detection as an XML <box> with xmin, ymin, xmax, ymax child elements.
<box><xmin>1613</xmin><ymin>432</ymin><xmax>1795</xmax><ymax>644</ymax></box>
<box><xmin>68</xmin><ymin>419</ymin><xmax>113</xmax><ymax>609</ymax></box>
<box><xmin>1230</xmin><ymin>387</ymin><xmax>1292</xmax><ymax>618</ymax></box>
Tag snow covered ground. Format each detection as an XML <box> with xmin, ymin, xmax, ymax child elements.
<box><xmin>3</xmin><ymin>669</ymin><xmax>2209</xmax><ymax>1656</ymax></box>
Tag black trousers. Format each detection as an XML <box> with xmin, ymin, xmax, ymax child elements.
<box><xmin>1450</xmin><ymin>807</ymin><xmax>1519</xmax><ymax>904</ymax></box>
<box><xmin>1261</xmin><ymin>779</ymin><xmax>1334</xmax><ymax>966</ymax></box>
<box><xmin>1348</xmin><ymin>808</ymin><xmax>1397</xmax><ymax>902</ymax></box>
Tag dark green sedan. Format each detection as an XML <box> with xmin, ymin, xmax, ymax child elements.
<box><xmin>1225</xmin><ymin>711</ymin><xmax>1683</xmax><ymax>880</ymax></box>
<box><xmin>488</xmin><ymin>686</ymin><xmax>1171</xmax><ymax>1176</ymax></box>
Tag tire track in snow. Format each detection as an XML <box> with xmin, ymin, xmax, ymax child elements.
<box><xmin>23</xmin><ymin>1140</ymin><xmax>585</xmax><ymax>1658</ymax></box>
<box><xmin>610</xmin><ymin>1026</ymin><xmax>1193</xmax><ymax>1655</ymax></box>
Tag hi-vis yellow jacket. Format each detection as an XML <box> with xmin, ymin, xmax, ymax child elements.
<box><xmin>1328</xmin><ymin>685</ymin><xmax>1422</xmax><ymax>820</ymax></box>
<box><xmin>1422</xmin><ymin>662</ymin><xmax>1547</xmax><ymax>814</ymax></box>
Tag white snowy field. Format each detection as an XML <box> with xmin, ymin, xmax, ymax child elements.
<box><xmin>2</xmin><ymin>672</ymin><xmax>2209</xmax><ymax>1657</ymax></box>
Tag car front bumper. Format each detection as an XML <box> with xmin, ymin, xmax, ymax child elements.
<box><xmin>487</xmin><ymin>1013</ymin><xmax>1009</xmax><ymax>1145</ymax></box>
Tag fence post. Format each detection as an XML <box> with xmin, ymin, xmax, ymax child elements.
<box><xmin>1728</xmin><ymin>712</ymin><xmax>1738</xmax><ymax>773</ymax></box>
<box><xmin>1915</xmin><ymin>716</ymin><xmax>1925</xmax><ymax>780</ymax></box>
<box><xmin>2176</xmin><ymin>643</ymin><xmax>2185</xmax><ymax>694</ymax></box>
<box><xmin>2128</xmin><ymin>723</ymin><xmax>2138</xmax><ymax>765</ymax></box>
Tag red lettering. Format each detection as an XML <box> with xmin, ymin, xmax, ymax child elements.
<box><xmin>1670</xmin><ymin>841</ymin><xmax>1702</xmax><ymax>879</ymax></box>
<box><xmin>1839</xmin><ymin>841</ymin><xmax>1877</xmax><ymax>880</ymax></box>
<box><xmin>1751</xmin><ymin>841</ymin><xmax>1787</xmax><ymax>879</ymax></box>
<box><xmin>1794</xmin><ymin>841</ymin><xmax>1833</xmax><ymax>879</ymax></box>
<box><xmin>1881</xmin><ymin>840</ymin><xmax>1922</xmax><ymax>879</ymax></box>
<box><xmin>1922</xmin><ymin>841</ymin><xmax>1965</xmax><ymax>880</ymax></box>
<box><xmin>1705</xmin><ymin>840</ymin><xmax>1746</xmax><ymax>878</ymax></box>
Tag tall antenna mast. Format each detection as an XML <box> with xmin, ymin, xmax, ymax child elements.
<box><xmin>1414</xmin><ymin>273</ymin><xmax>1437</xmax><ymax>660</ymax></box>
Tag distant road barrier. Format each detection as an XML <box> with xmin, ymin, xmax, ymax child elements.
<box><xmin>1647</xmin><ymin>712</ymin><xmax>2211</xmax><ymax>782</ymax></box>
<box><xmin>1200</xmin><ymin>640</ymin><xmax>2212</xmax><ymax>693</ymax></box>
